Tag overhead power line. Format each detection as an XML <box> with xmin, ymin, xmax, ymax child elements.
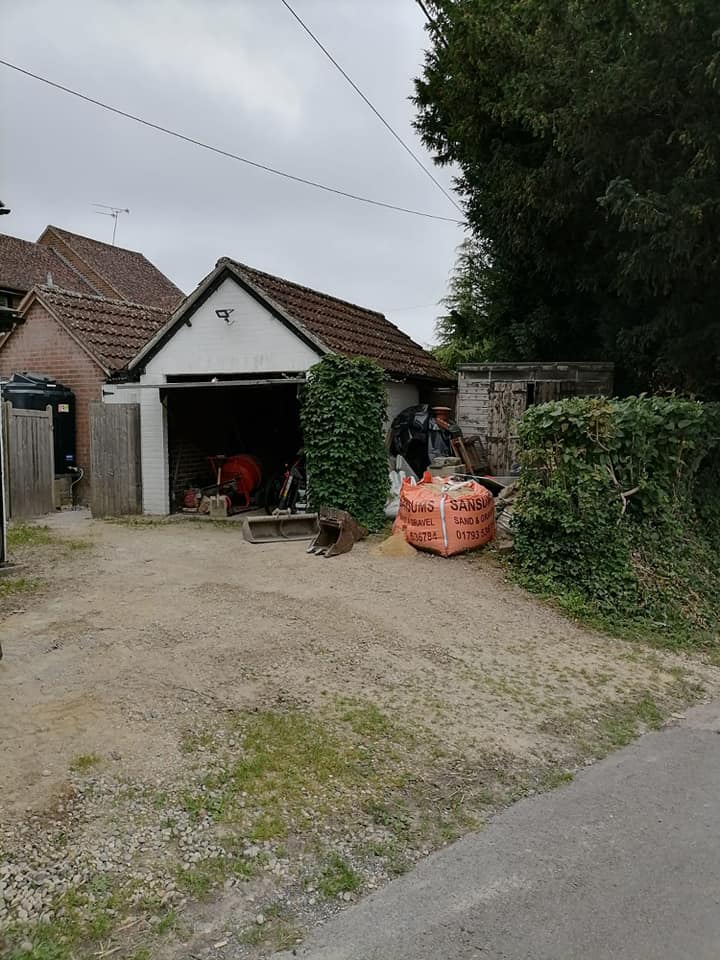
<box><xmin>414</xmin><ymin>0</ymin><xmax>435</xmax><ymax>26</ymax></box>
<box><xmin>278</xmin><ymin>0</ymin><xmax>462</xmax><ymax>215</ymax></box>
<box><xmin>0</xmin><ymin>58</ymin><xmax>464</xmax><ymax>225</ymax></box>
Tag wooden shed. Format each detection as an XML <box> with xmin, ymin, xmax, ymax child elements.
<box><xmin>456</xmin><ymin>362</ymin><xmax>614</xmax><ymax>476</ymax></box>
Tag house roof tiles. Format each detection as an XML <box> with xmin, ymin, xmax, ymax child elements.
<box><xmin>43</xmin><ymin>226</ymin><xmax>184</xmax><ymax>311</ymax></box>
<box><xmin>0</xmin><ymin>233</ymin><xmax>97</xmax><ymax>296</ymax></box>
<box><xmin>36</xmin><ymin>286</ymin><xmax>168</xmax><ymax>372</ymax></box>
<box><xmin>226</xmin><ymin>259</ymin><xmax>450</xmax><ymax>381</ymax></box>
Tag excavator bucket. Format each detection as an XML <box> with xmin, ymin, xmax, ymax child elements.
<box><xmin>242</xmin><ymin>512</ymin><xmax>319</xmax><ymax>544</ymax></box>
<box><xmin>307</xmin><ymin>508</ymin><xmax>368</xmax><ymax>558</ymax></box>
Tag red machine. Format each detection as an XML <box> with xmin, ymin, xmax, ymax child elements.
<box><xmin>208</xmin><ymin>454</ymin><xmax>262</xmax><ymax>510</ymax></box>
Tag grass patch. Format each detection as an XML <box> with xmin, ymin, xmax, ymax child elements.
<box><xmin>59</xmin><ymin>538</ymin><xmax>91</xmax><ymax>552</ymax></box>
<box><xmin>584</xmin><ymin>696</ymin><xmax>665</xmax><ymax>756</ymax></box>
<box><xmin>180</xmin><ymin>729</ymin><xmax>215</xmax><ymax>754</ymax></box>
<box><xmin>0</xmin><ymin>576</ymin><xmax>39</xmax><ymax>598</ymax></box>
<box><xmin>69</xmin><ymin>753</ymin><xmax>101</xmax><ymax>773</ymax></box>
<box><xmin>175</xmin><ymin>854</ymin><xmax>254</xmax><ymax>900</ymax></box>
<box><xmin>155</xmin><ymin>908</ymin><xmax>180</xmax><ymax>935</ymax></box>
<box><xmin>339</xmin><ymin>699</ymin><xmax>395</xmax><ymax>738</ymax></box>
<box><xmin>316</xmin><ymin>853</ymin><xmax>362</xmax><ymax>899</ymax></box>
<box><xmin>7</xmin><ymin>523</ymin><xmax>54</xmax><ymax>548</ymax></box>
<box><xmin>239</xmin><ymin>903</ymin><xmax>300</xmax><ymax>951</ymax></box>
<box><xmin>4</xmin><ymin>879</ymin><xmax>138</xmax><ymax>960</ymax></box>
<box><xmin>540</xmin><ymin>769</ymin><xmax>574</xmax><ymax>790</ymax></box>
<box><xmin>183</xmin><ymin>710</ymin><xmax>370</xmax><ymax>832</ymax></box>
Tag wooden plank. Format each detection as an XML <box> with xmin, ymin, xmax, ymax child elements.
<box><xmin>90</xmin><ymin>403</ymin><xmax>142</xmax><ymax>517</ymax></box>
<box><xmin>487</xmin><ymin>381</ymin><xmax>527</xmax><ymax>475</ymax></box>
<box><xmin>2</xmin><ymin>402</ymin><xmax>54</xmax><ymax>518</ymax></box>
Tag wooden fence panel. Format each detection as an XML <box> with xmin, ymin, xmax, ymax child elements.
<box><xmin>2</xmin><ymin>401</ymin><xmax>55</xmax><ymax>518</ymax></box>
<box><xmin>90</xmin><ymin>403</ymin><xmax>142</xmax><ymax>517</ymax></box>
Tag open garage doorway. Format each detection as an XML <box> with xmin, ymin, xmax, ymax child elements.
<box><xmin>164</xmin><ymin>378</ymin><xmax>303</xmax><ymax>514</ymax></box>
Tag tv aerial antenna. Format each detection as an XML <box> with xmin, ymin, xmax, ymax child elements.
<box><xmin>92</xmin><ymin>203</ymin><xmax>130</xmax><ymax>245</ymax></box>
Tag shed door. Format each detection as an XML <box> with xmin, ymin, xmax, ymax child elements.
<box><xmin>487</xmin><ymin>381</ymin><xmax>527</xmax><ymax>475</ymax></box>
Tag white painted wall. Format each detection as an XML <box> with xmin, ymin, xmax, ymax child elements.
<box><xmin>138</xmin><ymin>375</ymin><xmax>169</xmax><ymax>514</ymax></box>
<box><xmin>386</xmin><ymin>381</ymin><xmax>419</xmax><ymax>424</ymax></box>
<box><xmin>144</xmin><ymin>278</ymin><xmax>322</xmax><ymax>378</ymax></box>
<box><xmin>102</xmin><ymin>384</ymin><xmax>140</xmax><ymax>405</ymax></box>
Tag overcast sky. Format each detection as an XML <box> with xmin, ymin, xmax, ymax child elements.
<box><xmin>0</xmin><ymin>0</ymin><xmax>464</xmax><ymax>345</ymax></box>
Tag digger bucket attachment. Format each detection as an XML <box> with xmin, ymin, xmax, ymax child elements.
<box><xmin>307</xmin><ymin>508</ymin><xmax>368</xmax><ymax>558</ymax></box>
<box><xmin>242</xmin><ymin>512</ymin><xmax>319</xmax><ymax>544</ymax></box>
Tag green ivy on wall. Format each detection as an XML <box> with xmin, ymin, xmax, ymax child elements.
<box><xmin>301</xmin><ymin>355</ymin><xmax>389</xmax><ymax>532</ymax></box>
<box><xmin>513</xmin><ymin>396</ymin><xmax>720</xmax><ymax>648</ymax></box>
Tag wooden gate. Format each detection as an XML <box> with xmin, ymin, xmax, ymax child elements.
<box><xmin>1</xmin><ymin>401</ymin><xmax>55</xmax><ymax>518</ymax></box>
<box><xmin>89</xmin><ymin>403</ymin><xmax>142</xmax><ymax>517</ymax></box>
<box><xmin>486</xmin><ymin>381</ymin><xmax>528</xmax><ymax>475</ymax></box>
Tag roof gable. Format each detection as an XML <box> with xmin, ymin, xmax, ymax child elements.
<box><xmin>133</xmin><ymin>258</ymin><xmax>450</xmax><ymax>382</ymax></box>
<box><xmin>27</xmin><ymin>286</ymin><xmax>168</xmax><ymax>373</ymax></box>
<box><xmin>142</xmin><ymin>274</ymin><xmax>322</xmax><ymax>377</ymax></box>
<box><xmin>38</xmin><ymin>226</ymin><xmax>184</xmax><ymax>311</ymax></box>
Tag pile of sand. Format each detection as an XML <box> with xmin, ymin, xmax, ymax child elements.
<box><xmin>373</xmin><ymin>531</ymin><xmax>418</xmax><ymax>558</ymax></box>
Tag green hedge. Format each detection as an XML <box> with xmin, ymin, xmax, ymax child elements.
<box><xmin>301</xmin><ymin>355</ymin><xmax>389</xmax><ymax>532</ymax></box>
<box><xmin>513</xmin><ymin>396</ymin><xmax>720</xmax><ymax>646</ymax></box>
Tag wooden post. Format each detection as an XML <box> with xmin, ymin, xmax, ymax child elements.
<box><xmin>0</xmin><ymin>395</ymin><xmax>8</xmax><ymax>566</ymax></box>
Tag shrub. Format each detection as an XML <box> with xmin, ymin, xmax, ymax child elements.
<box><xmin>301</xmin><ymin>355</ymin><xmax>389</xmax><ymax>532</ymax></box>
<box><xmin>513</xmin><ymin>396</ymin><xmax>720</xmax><ymax>647</ymax></box>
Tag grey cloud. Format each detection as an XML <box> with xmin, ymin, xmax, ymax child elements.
<box><xmin>0</xmin><ymin>0</ymin><xmax>462</xmax><ymax>345</ymax></box>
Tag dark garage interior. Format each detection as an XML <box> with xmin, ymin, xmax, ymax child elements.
<box><xmin>165</xmin><ymin>380</ymin><xmax>303</xmax><ymax>512</ymax></box>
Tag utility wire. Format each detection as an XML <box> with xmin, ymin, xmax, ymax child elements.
<box><xmin>278</xmin><ymin>0</ymin><xmax>462</xmax><ymax>215</ymax></box>
<box><xmin>0</xmin><ymin>58</ymin><xmax>464</xmax><ymax>225</ymax></box>
<box><xmin>414</xmin><ymin>0</ymin><xmax>435</xmax><ymax>26</ymax></box>
<box><xmin>413</xmin><ymin>0</ymin><xmax>446</xmax><ymax>44</ymax></box>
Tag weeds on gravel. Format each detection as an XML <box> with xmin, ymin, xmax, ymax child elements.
<box><xmin>4</xmin><ymin>522</ymin><xmax>90</xmax><ymax>565</ymax></box>
<box><xmin>239</xmin><ymin>910</ymin><xmax>300</xmax><ymax>951</ymax></box>
<box><xmin>4</xmin><ymin>688</ymin><xmax>703</xmax><ymax>960</ymax></box>
<box><xmin>317</xmin><ymin>854</ymin><xmax>362</xmax><ymax>898</ymax></box>
<box><xmin>4</xmin><ymin>881</ymin><xmax>134</xmax><ymax>960</ymax></box>
<box><xmin>7</xmin><ymin>524</ymin><xmax>54</xmax><ymax>548</ymax></box>
<box><xmin>0</xmin><ymin>577</ymin><xmax>39</xmax><ymax>598</ymax></box>
<box><xmin>182</xmin><ymin>710</ymin><xmax>366</xmax><ymax>834</ymax></box>
<box><xmin>175</xmin><ymin>855</ymin><xmax>253</xmax><ymax>900</ymax></box>
<box><xmin>69</xmin><ymin>754</ymin><xmax>101</xmax><ymax>773</ymax></box>
<box><xmin>581</xmin><ymin>696</ymin><xmax>665</xmax><ymax>755</ymax></box>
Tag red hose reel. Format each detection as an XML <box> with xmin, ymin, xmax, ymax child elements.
<box><xmin>208</xmin><ymin>454</ymin><xmax>262</xmax><ymax>509</ymax></box>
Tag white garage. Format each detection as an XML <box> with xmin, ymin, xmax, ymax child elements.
<box><xmin>105</xmin><ymin>258</ymin><xmax>451</xmax><ymax>515</ymax></box>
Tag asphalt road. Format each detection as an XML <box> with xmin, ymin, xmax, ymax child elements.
<box><xmin>277</xmin><ymin>701</ymin><xmax>720</xmax><ymax>960</ymax></box>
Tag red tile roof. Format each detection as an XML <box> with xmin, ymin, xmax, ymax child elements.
<box><xmin>42</xmin><ymin>226</ymin><xmax>184</xmax><ymax>311</ymax></box>
<box><xmin>36</xmin><ymin>287</ymin><xmax>168</xmax><ymax>372</ymax></box>
<box><xmin>0</xmin><ymin>233</ymin><xmax>97</xmax><ymax>296</ymax></box>
<box><xmin>227</xmin><ymin>259</ymin><xmax>450</xmax><ymax>381</ymax></box>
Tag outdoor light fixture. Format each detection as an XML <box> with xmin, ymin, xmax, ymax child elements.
<box><xmin>215</xmin><ymin>308</ymin><xmax>235</xmax><ymax>323</ymax></box>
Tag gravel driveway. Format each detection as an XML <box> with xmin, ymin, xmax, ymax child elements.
<box><xmin>1</xmin><ymin>513</ymin><xmax>715</xmax><ymax>959</ymax></box>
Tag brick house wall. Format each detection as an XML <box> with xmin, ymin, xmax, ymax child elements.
<box><xmin>0</xmin><ymin>302</ymin><xmax>106</xmax><ymax>502</ymax></box>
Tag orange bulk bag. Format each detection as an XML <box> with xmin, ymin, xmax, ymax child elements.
<box><xmin>393</xmin><ymin>475</ymin><xmax>495</xmax><ymax>557</ymax></box>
